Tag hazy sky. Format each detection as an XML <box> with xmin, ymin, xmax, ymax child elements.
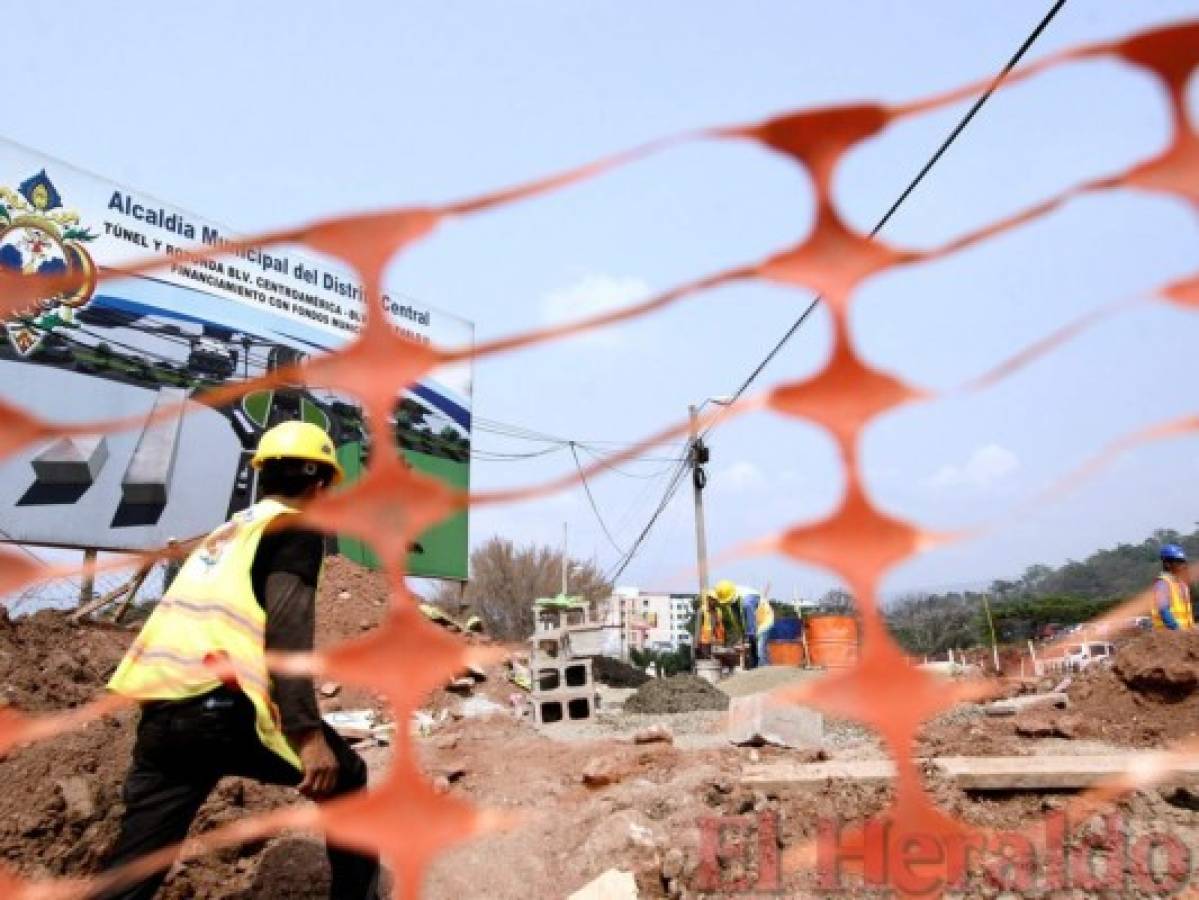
<box><xmin>7</xmin><ymin>2</ymin><xmax>1199</xmax><ymax>600</ymax></box>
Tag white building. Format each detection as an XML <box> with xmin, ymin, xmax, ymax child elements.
<box><xmin>605</xmin><ymin>588</ymin><xmax>696</xmax><ymax>654</ymax></box>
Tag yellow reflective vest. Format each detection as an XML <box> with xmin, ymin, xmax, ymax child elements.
<box><xmin>1151</xmin><ymin>573</ymin><xmax>1194</xmax><ymax>631</ymax></box>
<box><xmin>108</xmin><ymin>498</ymin><xmax>305</xmax><ymax>769</ymax></box>
<box><xmin>756</xmin><ymin>598</ymin><xmax>775</xmax><ymax>632</ymax></box>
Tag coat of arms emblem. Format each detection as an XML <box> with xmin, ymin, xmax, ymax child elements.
<box><xmin>0</xmin><ymin>169</ymin><xmax>97</xmax><ymax>355</ymax></box>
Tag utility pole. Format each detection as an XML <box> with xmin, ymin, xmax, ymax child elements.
<box><xmin>689</xmin><ymin>404</ymin><xmax>710</xmax><ymax>658</ymax></box>
<box><xmin>561</xmin><ymin>521</ymin><xmax>568</xmax><ymax>597</ymax></box>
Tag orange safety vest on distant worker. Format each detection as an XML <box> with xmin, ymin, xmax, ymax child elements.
<box><xmin>1151</xmin><ymin>573</ymin><xmax>1194</xmax><ymax>631</ymax></box>
<box><xmin>699</xmin><ymin>597</ymin><xmax>726</xmax><ymax>645</ymax></box>
<box><xmin>107</xmin><ymin>498</ymin><xmax>307</xmax><ymax>769</ymax></box>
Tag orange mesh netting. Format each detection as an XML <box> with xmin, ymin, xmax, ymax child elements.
<box><xmin>0</xmin><ymin>16</ymin><xmax>1197</xmax><ymax>899</ymax></box>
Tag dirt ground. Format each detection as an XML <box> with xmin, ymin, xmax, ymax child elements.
<box><xmin>4</xmin><ymin>567</ymin><xmax>1199</xmax><ymax>898</ymax></box>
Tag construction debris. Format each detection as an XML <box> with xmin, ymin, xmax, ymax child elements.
<box><xmin>727</xmin><ymin>694</ymin><xmax>823</xmax><ymax>748</ymax></box>
<box><xmin>1013</xmin><ymin>710</ymin><xmax>1083</xmax><ymax>739</ymax></box>
<box><xmin>984</xmin><ymin>692</ymin><xmax>1068</xmax><ymax>717</ymax></box>
<box><xmin>631</xmin><ymin>724</ymin><xmax>673</xmax><ymax>745</ymax></box>
<box><xmin>459</xmin><ymin>696</ymin><xmax>507</xmax><ymax>719</ymax></box>
<box><xmin>582</xmin><ymin>757</ymin><xmax>626</xmax><ymax>788</ymax></box>
<box><xmin>321</xmin><ymin>709</ymin><xmax>394</xmax><ymax>744</ymax></box>
<box><xmin>567</xmin><ymin>869</ymin><xmax>638</xmax><ymax>900</ymax></box>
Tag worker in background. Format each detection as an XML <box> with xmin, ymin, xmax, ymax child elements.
<box><xmin>101</xmin><ymin>422</ymin><xmax>379</xmax><ymax>900</ymax></box>
<box><xmin>1152</xmin><ymin>544</ymin><xmax>1194</xmax><ymax>631</ymax></box>
<box><xmin>697</xmin><ymin>590</ymin><xmax>725</xmax><ymax>659</ymax></box>
<box><xmin>714</xmin><ymin>580</ymin><xmax>774</xmax><ymax>669</ymax></box>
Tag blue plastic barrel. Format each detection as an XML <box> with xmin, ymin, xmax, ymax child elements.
<box><xmin>770</xmin><ymin>618</ymin><xmax>802</xmax><ymax>640</ymax></box>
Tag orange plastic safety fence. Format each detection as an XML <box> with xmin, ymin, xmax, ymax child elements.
<box><xmin>0</xmin><ymin>17</ymin><xmax>1196</xmax><ymax>900</ymax></box>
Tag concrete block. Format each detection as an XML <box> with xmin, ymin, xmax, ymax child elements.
<box><xmin>121</xmin><ymin>387</ymin><xmax>187</xmax><ymax>504</ymax></box>
<box><xmin>536</xmin><ymin>659</ymin><xmax>592</xmax><ymax>692</ymax></box>
<box><xmin>31</xmin><ymin>436</ymin><xmax>108</xmax><ymax>485</ymax></box>
<box><xmin>728</xmin><ymin>694</ymin><xmax>823</xmax><ymax>749</ymax></box>
<box><xmin>531</xmin><ymin>627</ymin><xmax>571</xmax><ymax>660</ymax></box>
<box><xmin>535</xmin><ymin>688</ymin><xmax>595</xmax><ymax>725</ymax></box>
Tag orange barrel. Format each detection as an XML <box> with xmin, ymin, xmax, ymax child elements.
<box><xmin>806</xmin><ymin>616</ymin><xmax>859</xmax><ymax>668</ymax></box>
<box><xmin>765</xmin><ymin>639</ymin><xmax>803</xmax><ymax>666</ymax></box>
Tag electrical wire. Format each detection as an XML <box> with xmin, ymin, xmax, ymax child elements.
<box><xmin>604</xmin><ymin>454</ymin><xmax>691</xmax><ymax>582</ymax></box>
<box><xmin>703</xmin><ymin>0</ymin><xmax>1069</xmax><ymax>437</ymax></box>
<box><xmin>615</xmin><ymin>0</ymin><xmax>1070</xmax><ymax>580</ymax></box>
<box><xmin>569</xmin><ymin>443</ymin><xmax>626</xmax><ymax>555</ymax></box>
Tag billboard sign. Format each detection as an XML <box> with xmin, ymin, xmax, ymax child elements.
<box><xmin>0</xmin><ymin>138</ymin><xmax>473</xmax><ymax>580</ymax></box>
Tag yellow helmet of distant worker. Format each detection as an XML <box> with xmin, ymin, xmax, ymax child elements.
<box><xmin>251</xmin><ymin>421</ymin><xmax>345</xmax><ymax>485</ymax></box>
<box><xmin>713</xmin><ymin>579</ymin><xmax>738</xmax><ymax>603</ymax></box>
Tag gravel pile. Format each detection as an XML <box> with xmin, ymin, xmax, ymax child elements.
<box><xmin>624</xmin><ymin>675</ymin><xmax>730</xmax><ymax>714</ymax></box>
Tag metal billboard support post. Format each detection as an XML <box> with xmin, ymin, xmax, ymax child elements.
<box><xmin>79</xmin><ymin>548</ymin><xmax>97</xmax><ymax>607</ymax></box>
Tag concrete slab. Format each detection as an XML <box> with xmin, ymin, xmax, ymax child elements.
<box><xmin>743</xmin><ymin>754</ymin><xmax>1199</xmax><ymax>794</ymax></box>
<box><xmin>121</xmin><ymin>387</ymin><xmax>186</xmax><ymax>505</ymax></box>
<box><xmin>31</xmin><ymin>436</ymin><xmax>108</xmax><ymax>485</ymax></box>
<box><xmin>985</xmin><ymin>692</ymin><xmax>1068</xmax><ymax>717</ymax></box>
<box><xmin>743</xmin><ymin>759</ymin><xmax>896</xmax><ymax>793</ymax></box>
<box><xmin>728</xmin><ymin>694</ymin><xmax>824</xmax><ymax>748</ymax></box>
<box><xmin>938</xmin><ymin>754</ymin><xmax>1199</xmax><ymax>791</ymax></box>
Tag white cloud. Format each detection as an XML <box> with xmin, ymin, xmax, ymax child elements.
<box><xmin>715</xmin><ymin>460</ymin><xmax>766</xmax><ymax>492</ymax></box>
<box><xmin>540</xmin><ymin>274</ymin><xmax>651</xmax><ymax>344</ymax></box>
<box><xmin>926</xmin><ymin>443</ymin><xmax>1019</xmax><ymax>489</ymax></box>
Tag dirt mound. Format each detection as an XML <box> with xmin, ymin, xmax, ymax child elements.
<box><xmin>624</xmin><ymin>675</ymin><xmax>729</xmax><ymax>715</ymax></box>
<box><xmin>0</xmin><ymin>555</ymin><xmax>393</xmax><ymax>898</ymax></box>
<box><xmin>592</xmin><ymin>656</ymin><xmax>649</xmax><ymax>688</ymax></box>
<box><xmin>1067</xmin><ymin>630</ymin><xmax>1199</xmax><ymax>746</ymax></box>
<box><xmin>315</xmin><ymin>555</ymin><xmax>391</xmax><ymax>644</ymax></box>
<box><xmin>1112</xmin><ymin>629</ymin><xmax>1199</xmax><ymax>695</ymax></box>
<box><xmin>0</xmin><ymin>608</ymin><xmax>130</xmax><ymax>711</ymax></box>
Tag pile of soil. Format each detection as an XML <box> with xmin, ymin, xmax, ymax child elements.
<box><xmin>624</xmin><ymin>675</ymin><xmax>730</xmax><ymax>715</ymax></box>
<box><xmin>0</xmin><ymin>555</ymin><xmax>392</xmax><ymax>898</ymax></box>
<box><xmin>1067</xmin><ymin>630</ymin><xmax>1199</xmax><ymax>746</ymax></box>
<box><xmin>0</xmin><ymin>608</ymin><xmax>130</xmax><ymax>710</ymax></box>
<box><xmin>591</xmin><ymin>656</ymin><xmax>649</xmax><ymax>688</ymax></box>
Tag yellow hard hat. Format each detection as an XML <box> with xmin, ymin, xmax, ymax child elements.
<box><xmin>714</xmin><ymin>579</ymin><xmax>737</xmax><ymax>602</ymax></box>
<box><xmin>251</xmin><ymin>421</ymin><xmax>344</xmax><ymax>485</ymax></box>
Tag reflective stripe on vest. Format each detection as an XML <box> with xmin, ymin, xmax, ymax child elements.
<box><xmin>108</xmin><ymin>498</ymin><xmax>303</xmax><ymax>769</ymax></box>
<box><xmin>1151</xmin><ymin>573</ymin><xmax>1194</xmax><ymax>630</ymax></box>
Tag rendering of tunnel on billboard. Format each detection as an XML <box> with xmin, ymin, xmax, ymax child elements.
<box><xmin>0</xmin><ymin>141</ymin><xmax>473</xmax><ymax>580</ymax></box>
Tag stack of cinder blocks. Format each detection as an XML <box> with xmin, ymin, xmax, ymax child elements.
<box><xmin>530</xmin><ymin>630</ymin><xmax>595</xmax><ymax>724</ymax></box>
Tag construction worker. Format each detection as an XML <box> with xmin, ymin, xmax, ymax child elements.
<box><xmin>101</xmin><ymin>421</ymin><xmax>379</xmax><ymax>899</ymax></box>
<box><xmin>697</xmin><ymin>590</ymin><xmax>725</xmax><ymax>659</ymax></box>
<box><xmin>1152</xmin><ymin>544</ymin><xmax>1194</xmax><ymax>631</ymax></box>
<box><xmin>713</xmin><ymin>580</ymin><xmax>773</xmax><ymax>669</ymax></box>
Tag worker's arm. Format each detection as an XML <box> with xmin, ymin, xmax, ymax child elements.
<box><xmin>1156</xmin><ymin>581</ymin><xmax>1180</xmax><ymax>630</ymax></box>
<box><xmin>263</xmin><ymin>566</ymin><xmax>324</xmax><ymax>733</ymax></box>
<box><xmin>258</xmin><ymin>528</ymin><xmax>341</xmax><ymax>796</ymax></box>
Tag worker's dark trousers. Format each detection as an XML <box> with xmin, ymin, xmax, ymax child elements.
<box><xmin>98</xmin><ymin>687</ymin><xmax>379</xmax><ymax>900</ymax></box>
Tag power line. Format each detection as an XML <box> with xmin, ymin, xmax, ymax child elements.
<box><xmin>604</xmin><ymin>454</ymin><xmax>691</xmax><ymax>582</ymax></box>
<box><xmin>615</xmin><ymin>0</ymin><xmax>1070</xmax><ymax>580</ymax></box>
<box><xmin>577</xmin><ymin>443</ymin><xmax>682</xmax><ymax>479</ymax></box>
<box><xmin>569</xmin><ymin>442</ymin><xmax>626</xmax><ymax>555</ymax></box>
<box><xmin>707</xmin><ymin>0</ymin><xmax>1069</xmax><ymax>431</ymax></box>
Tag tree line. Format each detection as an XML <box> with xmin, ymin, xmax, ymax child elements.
<box><xmin>885</xmin><ymin>526</ymin><xmax>1197</xmax><ymax>656</ymax></box>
